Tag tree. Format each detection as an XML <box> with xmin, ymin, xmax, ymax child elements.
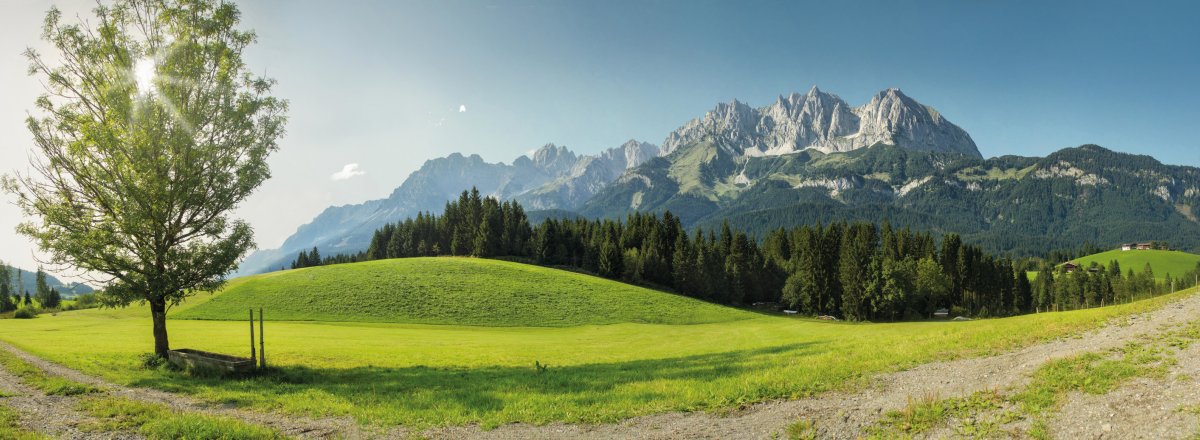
<box><xmin>0</xmin><ymin>262</ymin><xmax>13</xmax><ymax>312</ymax></box>
<box><xmin>1014</xmin><ymin>270</ymin><xmax>1033</xmax><ymax>313</ymax></box>
<box><xmin>915</xmin><ymin>257</ymin><xmax>951</xmax><ymax>316</ymax></box>
<box><xmin>598</xmin><ymin>236</ymin><xmax>623</xmax><ymax>279</ymax></box>
<box><xmin>46</xmin><ymin>288</ymin><xmax>62</xmax><ymax>309</ymax></box>
<box><xmin>34</xmin><ymin>268</ymin><xmax>50</xmax><ymax>307</ymax></box>
<box><xmin>5</xmin><ymin>0</ymin><xmax>287</xmax><ymax>357</ymax></box>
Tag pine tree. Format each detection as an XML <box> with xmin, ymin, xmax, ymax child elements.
<box><xmin>598</xmin><ymin>235</ymin><xmax>623</xmax><ymax>279</ymax></box>
<box><xmin>46</xmin><ymin>288</ymin><xmax>61</xmax><ymax>309</ymax></box>
<box><xmin>1015</xmin><ymin>271</ymin><xmax>1033</xmax><ymax>313</ymax></box>
<box><xmin>0</xmin><ymin>262</ymin><xmax>12</xmax><ymax>312</ymax></box>
<box><xmin>34</xmin><ymin>268</ymin><xmax>50</xmax><ymax>307</ymax></box>
<box><xmin>724</xmin><ymin>232</ymin><xmax>751</xmax><ymax>305</ymax></box>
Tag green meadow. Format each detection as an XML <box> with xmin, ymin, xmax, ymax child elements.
<box><xmin>0</xmin><ymin>258</ymin><xmax>1191</xmax><ymax>429</ymax></box>
<box><xmin>175</xmin><ymin>257</ymin><xmax>753</xmax><ymax>326</ymax></box>
<box><xmin>1070</xmin><ymin>249</ymin><xmax>1200</xmax><ymax>280</ymax></box>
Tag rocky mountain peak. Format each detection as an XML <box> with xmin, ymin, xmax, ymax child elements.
<box><xmin>528</xmin><ymin>143</ymin><xmax>578</xmax><ymax>175</ymax></box>
<box><xmin>661</xmin><ymin>87</ymin><xmax>981</xmax><ymax>158</ymax></box>
<box><xmin>610</xmin><ymin>139</ymin><xmax>659</xmax><ymax>169</ymax></box>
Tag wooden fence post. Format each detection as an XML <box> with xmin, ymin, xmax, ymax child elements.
<box><xmin>259</xmin><ymin>307</ymin><xmax>265</xmax><ymax>369</ymax></box>
<box><xmin>249</xmin><ymin>308</ymin><xmax>256</xmax><ymax>364</ymax></box>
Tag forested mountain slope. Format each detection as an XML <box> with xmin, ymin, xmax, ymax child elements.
<box><xmin>582</xmin><ymin>144</ymin><xmax>1200</xmax><ymax>255</ymax></box>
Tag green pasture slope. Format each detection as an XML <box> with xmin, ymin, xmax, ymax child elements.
<box><xmin>175</xmin><ymin>257</ymin><xmax>753</xmax><ymax>326</ymax></box>
<box><xmin>0</xmin><ymin>257</ymin><xmax>1193</xmax><ymax>430</ymax></box>
<box><xmin>1069</xmin><ymin>249</ymin><xmax>1200</xmax><ymax>280</ymax></box>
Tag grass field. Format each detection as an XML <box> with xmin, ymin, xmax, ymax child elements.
<box><xmin>1068</xmin><ymin>249</ymin><xmax>1200</xmax><ymax>280</ymax></box>
<box><xmin>0</xmin><ymin>257</ymin><xmax>1192</xmax><ymax>429</ymax></box>
<box><xmin>175</xmin><ymin>258</ymin><xmax>753</xmax><ymax>326</ymax></box>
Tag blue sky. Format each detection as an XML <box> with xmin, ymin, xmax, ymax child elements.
<box><xmin>2</xmin><ymin>0</ymin><xmax>1198</xmax><ymax>276</ymax></box>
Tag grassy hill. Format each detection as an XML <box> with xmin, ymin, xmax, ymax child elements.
<box><xmin>1068</xmin><ymin>249</ymin><xmax>1200</xmax><ymax>280</ymax></box>
<box><xmin>175</xmin><ymin>257</ymin><xmax>755</xmax><ymax>326</ymax></box>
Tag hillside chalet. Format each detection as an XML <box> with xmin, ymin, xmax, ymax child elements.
<box><xmin>1121</xmin><ymin>243</ymin><xmax>1154</xmax><ymax>251</ymax></box>
<box><xmin>1063</xmin><ymin>262</ymin><xmax>1080</xmax><ymax>273</ymax></box>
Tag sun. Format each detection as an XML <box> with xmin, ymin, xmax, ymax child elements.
<box><xmin>134</xmin><ymin>58</ymin><xmax>156</xmax><ymax>94</ymax></box>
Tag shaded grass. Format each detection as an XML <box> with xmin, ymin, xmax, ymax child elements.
<box><xmin>78</xmin><ymin>395</ymin><xmax>284</xmax><ymax>439</ymax></box>
<box><xmin>0</xmin><ymin>349</ymin><xmax>99</xmax><ymax>396</ymax></box>
<box><xmin>175</xmin><ymin>257</ymin><xmax>755</xmax><ymax>326</ymax></box>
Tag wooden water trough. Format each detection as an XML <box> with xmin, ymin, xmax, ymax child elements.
<box><xmin>167</xmin><ymin>349</ymin><xmax>256</xmax><ymax>375</ymax></box>
<box><xmin>166</xmin><ymin>308</ymin><xmax>266</xmax><ymax>376</ymax></box>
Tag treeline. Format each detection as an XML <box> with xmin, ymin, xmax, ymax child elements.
<box><xmin>1031</xmin><ymin>260</ymin><xmax>1198</xmax><ymax>312</ymax></box>
<box><xmin>0</xmin><ymin>263</ymin><xmax>67</xmax><ymax>313</ymax></box>
<box><xmin>290</xmin><ymin>188</ymin><xmax>1191</xmax><ymax>321</ymax></box>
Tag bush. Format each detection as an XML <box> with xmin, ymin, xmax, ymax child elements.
<box><xmin>139</xmin><ymin>353</ymin><xmax>166</xmax><ymax>369</ymax></box>
<box><xmin>13</xmin><ymin>308</ymin><xmax>37</xmax><ymax>319</ymax></box>
<box><xmin>72</xmin><ymin>292</ymin><xmax>100</xmax><ymax>310</ymax></box>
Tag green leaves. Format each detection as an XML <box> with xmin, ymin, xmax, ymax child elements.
<box><xmin>7</xmin><ymin>0</ymin><xmax>286</xmax><ymax>323</ymax></box>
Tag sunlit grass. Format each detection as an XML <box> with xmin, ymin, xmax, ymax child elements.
<box><xmin>0</xmin><ymin>349</ymin><xmax>99</xmax><ymax>396</ymax></box>
<box><xmin>0</xmin><ymin>283</ymin><xmax>1187</xmax><ymax>429</ymax></box>
<box><xmin>79</xmin><ymin>395</ymin><xmax>283</xmax><ymax>440</ymax></box>
<box><xmin>175</xmin><ymin>257</ymin><xmax>753</xmax><ymax>326</ymax></box>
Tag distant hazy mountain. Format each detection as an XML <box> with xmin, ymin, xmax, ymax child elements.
<box><xmin>3</xmin><ymin>266</ymin><xmax>94</xmax><ymax>297</ymax></box>
<box><xmin>236</xmin><ymin>140</ymin><xmax>658</xmax><ymax>275</ymax></box>
<box><xmin>660</xmin><ymin>87</ymin><xmax>979</xmax><ymax>158</ymax></box>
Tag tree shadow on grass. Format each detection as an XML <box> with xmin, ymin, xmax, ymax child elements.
<box><xmin>128</xmin><ymin>341</ymin><xmax>825</xmax><ymax>427</ymax></box>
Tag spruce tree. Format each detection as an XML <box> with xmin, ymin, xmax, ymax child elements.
<box><xmin>34</xmin><ymin>268</ymin><xmax>50</xmax><ymax>307</ymax></box>
<box><xmin>0</xmin><ymin>263</ymin><xmax>12</xmax><ymax>312</ymax></box>
<box><xmin>598</xmin><ymin>236</ymin><xmax>622</xmax><ymax>279</ymax></box>
<box><xmin>672</xmin><ymin>232</ymin><xmax>696</xmax><ymax>293</ymax></box>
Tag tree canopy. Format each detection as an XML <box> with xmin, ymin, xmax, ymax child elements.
<box><xmin>4</xmin><ymin>0</ymin><xmax>286</xmax><ymax>355</ymax></box>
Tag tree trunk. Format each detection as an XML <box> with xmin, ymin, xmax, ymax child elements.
<box><xmin>150</xmin><ymin>297</ymin><xmax>170</xmax><ymax>357</ymax></box>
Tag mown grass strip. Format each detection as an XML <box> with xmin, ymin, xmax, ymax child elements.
<box><xmin>0</xmin><ymin>349</ymin><xmax>99</xmax><ymax>396</ymax></box>
<box><xmin>79</xmin><ymin>395</ymin><xmax>286</xmax><ymax>440</ymax></box>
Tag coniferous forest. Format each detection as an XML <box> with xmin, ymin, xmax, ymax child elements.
<box><xmin>290</xmin><ymin>188</ymin><xmax>1196</xmax><ymax>321</ymax></box>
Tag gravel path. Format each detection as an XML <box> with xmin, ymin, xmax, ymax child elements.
<box><xmin>1047</xmin><ymin>325</ymin><xmax>1200</xmax><ymax>440</ymax></box>
<box><xmin>424</xmin><ymin>290</ymin><xmax>1200</xmax><ymax>439</ymax></box>
<box><xmin>0</xmin><ymin>342</ymin><xmax>376</xmax><ymax>440</ymax></box>
<box><xmin>0</xmin><ymin>361</ymin><xmax>137</xmax><ymax>439</ymax></box>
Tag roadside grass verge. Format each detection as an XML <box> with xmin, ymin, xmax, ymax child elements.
<box><xmin>0</xmin><ymin>349</ymin><xmax>98</xmax><ymax>396</ymax></box>
<box><xmin>1013</xmin><ymin>344</ymin><xmax>1170</xmax><ymax>417</ymax></box>
<box><xmin>78</xmin><ymin>395</ymin><xmax>285</xmax><ymax>440</ymax></box>
<box><xmin>786</xmin><ymin>419</ymin><xmax>817</xmax><ymax>440</ymax></box>
<box><xmin>0</xmin><ymin>401</ymin><xmax>48</xmax><ymax>440</ymax></box>
<box><xmin>867</xmin><ymin>390</ymin><xmax>1011</xmax><ymax>439</ymax></box>
<box><xmin>0</xmin><ymin>287</ymin><xmax>1192</xmax><ymax>429</ymax></box>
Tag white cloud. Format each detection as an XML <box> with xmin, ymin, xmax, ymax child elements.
<box><xmin>330</xmin><ymin>163</ymin><xmax>366</xmax><ymax>181</ymax></box>
<box><xmin>459</xmin><ymin>104</ymin><xmax>467</xmax><ymax>113</ymax></box>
